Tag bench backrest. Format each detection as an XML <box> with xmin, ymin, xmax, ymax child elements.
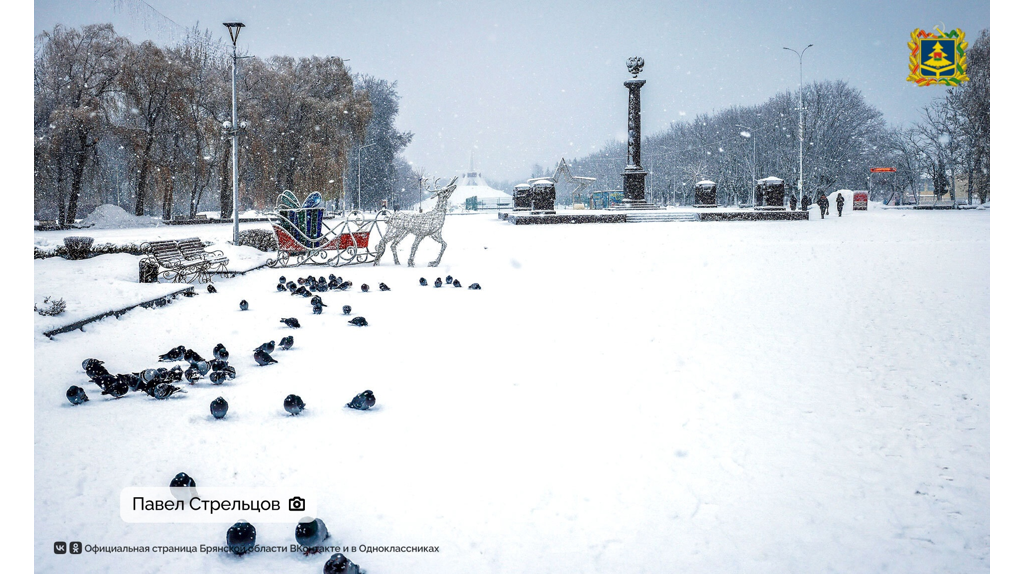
<box><xmin>177</xmin><ymin>237</ymin><xmax>207</xmax><ymax>259</ymax></box>
<box><xmin>148</xmin><ymin>240</ymin><xmax>185</xmax><ymax>264</ymax></box>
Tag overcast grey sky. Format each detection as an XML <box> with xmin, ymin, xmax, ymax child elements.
<box><xmin>34</xmin><ymin>0</ymin><xmax>990</xmax><ymax>182</ymax></box>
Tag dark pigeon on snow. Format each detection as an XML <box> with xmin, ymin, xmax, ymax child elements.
<box><xmin>346</xmin><ymin>390</ymin><xmax>376</xmax><ymax>410</ymax></box>
<box><xmin>226</xmin><ymin>521</ymin><xmax>257</xmax><ymax>556</ymax></box>
<box><xmin>66</xmin><ymin>385</ymin><xmax>89</xmax><ymax>405</ymax></box>
<box><xmin>157</xmin><ymin>346</ymin><xmax>186</xmax><ymax>362</ymax></box>
<box><xmin>295</xmin><ymin>517</ymin><xmax>330</xmax><ymax>553</ymax></box>
<box><xmin>170</xmin><ymin>472</ymin><xmax>196</xmax><ymax>488</ymax></box>
<box><xmin>210</xmin><ymin>397</ymin><xmax>229</xmax><ymax>419</ymax></box>
<box><xmin>342</xmin><ymin>305</ymin><xmax>351</xmax><ymax>315</ymax></box>
<box><xmin>151</xmin><ymin>383</ymin><xmax>186</xmax><ymax>399</ymax></box>
<box><xmin>277</xmin><ymin>283</ymin><xmax>288</xmax><ymax>292</ymax></box>
<box><xmin>360</xmin><ymin>283</ymin><xmax>369</xmax><ymax>292</ymax></box>
<box><xmin>213</xmin><ymin>343</ymin><xmax>229</xmax><ymax>360</ymax></box>
<box><xmin>279</xmin><ymin>336</ymin><xmax>294</xmax><ymax>350</ymax></box>
<box><xmin>378</xmin><ymin>282</ymin><xmax>390</xmax><ymax>291</ymax></box>
<box><xmin>419</xmin><ymin>277</ymin><xmax>428</xmax><ymax>286</ymax></box>
<box><xmin>284</xmin><ymin>394</ymin><xmax>305</xmax><ymax>415</ymax></box>
<box><xmin>323</xmin><ymin>553</ymin><xmax>361</xmax><ymax>574</ymax></box>
<box><xmin>446</xmin><ymin>275</ymin><xmax>453</xmax><ymax>284</ymax></box>
<box><xmin>452</xmin><ymin>279</ymin><xmax>462</xmax><ymax>288</ymax></box>
<box><xmin>255</xmin><ymin>340</ymin><xmax>275</xmax><ymax>354</ymax></box>
<box><xmin>101</xmin><ymin>377</ymin><xmax>129</xmax><ymax>398</ymax></box>
<box><xmin>348</xmin><ymin>316</ymin><xmax>368</xmax><ymax>327</ymax></box>
<box><xmin>281</xmin><ymin>318</ymin><xmax>301</xmax><ymax>328</ymax></box>
<box><xmin>239</xmin><ymin>300</ymin><xmax>248</xmax><ymax>311</ymax></box>
<box><xmin>207</xmin><ymin>284</ymin><xmax>217</xmax><ymax>294</ymax></box>
<box><xmin>469</xmin><ymin>283</ymin><xmax>482</xmax><ymax>290</ymax></box>
<box><xmin>434</xmin><ymin>277</ymin><xmax>443</xmax><ymax>288</ymax></box>
<box><xmin>254</xmin><ymin>349</ymin><xmax>278</xmax><ymax>366</ymax></box>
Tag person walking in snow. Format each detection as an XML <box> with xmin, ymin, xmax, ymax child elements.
<box><xmin>817</xmin><ymin>194</ymin><xmax>828</xmax><ymax>219</ymax></box>
<box><xmin>789</xmin><ymin>195</ymin><xmax>797</xmax><ymax>211</ymax></box>
<box><xmin>836</xmin><ymin>192</ymin><xmax>845</xmax><ymax>217</ymax></box>
<box><xmin>800</xmin><ymin>195</ymin><xmax>810</xmax><ymax>211</ymax></box>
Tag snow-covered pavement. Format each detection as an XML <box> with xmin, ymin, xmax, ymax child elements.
<box><xmin>34</xmin><ymin>209</ymin><xmax>989</xmax><ymax>573</ymax></box>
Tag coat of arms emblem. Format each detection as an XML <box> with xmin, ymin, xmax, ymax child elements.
<box><xmin>907</xmin><ymin>27</ymin><xmax>970</xmax><ymax>86</ymax></box>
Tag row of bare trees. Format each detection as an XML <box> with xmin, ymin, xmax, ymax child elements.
<box><xmin>539</xmin><ymin>29</ymin><xmax>988</xmax><ymax>207</ymax></box>
<box><xmin>34</xmin><ymin>24</ymin><xmax>418</xmax><ymax>225</ymax></box>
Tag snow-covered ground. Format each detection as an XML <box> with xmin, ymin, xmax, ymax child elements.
<box><xmin>34</xmin><ymin>209</ymin><xmax>989</xmax><ymax>573</ymax></box>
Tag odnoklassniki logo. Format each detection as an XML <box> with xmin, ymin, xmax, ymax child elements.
<box><xmin>907</xmin><ymin>26</ymin><xmax>970</xmax><ymax>86</ymax></box>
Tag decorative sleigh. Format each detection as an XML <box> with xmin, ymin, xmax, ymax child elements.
<box><xmin>268</xmin><ymin>190</ymin><xmax>390</xmax><ymax>268</ymax></box>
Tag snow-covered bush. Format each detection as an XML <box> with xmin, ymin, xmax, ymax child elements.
<box><xmin>236</xmin><ymin>229</ymin><xmax>277</xmax><ymax>252</ymax></box>
<box><xmin>35</xmin><ymin>296</ymin><xmax>66</xmax><ymax>317</ymax></box>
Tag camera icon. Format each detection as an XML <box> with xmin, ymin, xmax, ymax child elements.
<box><xmin>288</xmin><ymin>497</ymin><xmax>305</xmax><ymax>512</ymax></box>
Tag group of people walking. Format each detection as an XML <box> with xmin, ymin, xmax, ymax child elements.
<box><xmin>789</xmin><ymin>192</ymin><xmax>845</xmax><ymax>219</ymax></box>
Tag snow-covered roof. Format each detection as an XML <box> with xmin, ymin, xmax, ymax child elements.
<box><xmin>414</xmin><ymin>170</ymin><xmax>512</xmax><ymax>211</ymax></box>
<box><xmin>696</xmin><ymin>180</ymin><xmax>716</xmax><ymax>186</ymax></box>
<box><xmin>758</xmin><ymin>176</ymin><xmax>783</xmax><ymax>183</ymax></box>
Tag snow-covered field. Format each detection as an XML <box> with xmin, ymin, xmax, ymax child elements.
<box><xmin>34</xmin><ymin>209</ymin><xmax>989</xmax><ymax>573</ymax></box>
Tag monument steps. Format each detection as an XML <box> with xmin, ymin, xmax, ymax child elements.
<box><xmin>624</xmin><ymin>211</ymin><xmax>700</xmax><ymax>223</ymax></box>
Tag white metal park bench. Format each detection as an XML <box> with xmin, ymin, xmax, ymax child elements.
<box><xmin>177</xmin><ymin>237</ymin><xmax>229</xmax><ymax>274</ymax></box>
<box><xmin>140</xmin><ymin>240</ymin><xmax>212</xmax><ymax>283</ymax></box>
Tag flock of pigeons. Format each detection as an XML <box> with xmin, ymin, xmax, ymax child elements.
<box><xmin>64</xmin><ymin>270</ymin><xmax>484</xmax><ymax>570</ymax></box>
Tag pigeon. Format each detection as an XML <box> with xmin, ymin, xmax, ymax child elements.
<box><xmin>85</xmin><ymin>360</ymin><xmax>109</xmax><ymax>380</ymax></box>
<box><xmin>379</xmin><ymin>282</ymin><xmax>390</xmax><ymax>291</ymax></box>
<box><xmin>348</xmin><ymin>316</ymin><xmax>368</xmax><ymax>327</ymax></box>
<box><xmin>277</xmin><ymin>283</ymin><xmax>287</xmax><ymax>292</ymax></box>
<box><xmin>226</xmin><ymin>520</ymin><xmax>257</xmax><ymax>556</ymax></box>
<box><xmin>82</xmin><ymin>358</ymin><xmax>104</xmax><ymax>372</ymax></box>
<box><xmin>158</xmin><ymin>346</ymin><xmax>186</xmax><ymax>362</ymax></box>
<box><xmin>184</xmin><ymin>367</ymin><xmax>201</xmax><ymax>384</ymax></box>
<box><xmin>293</xmin><ymin>286</ymin><xmax>311</xmax><ymax>297</ymax></box>
<box><xmin>141</xmin><ymin>369</ymin><xmax>159</xmax><ymax>383</ymax></box>
<box><xmin>209</xmin><ymin>359</ymin><xmax>229</xmax><ymax>371</ymax></box>
<box><xmin>306</xmin><ymin>275</ymin><xmax>316</xmax><ymax>285</ymax></box>
<box><xmin>194</xmin><ymin>360</ymin><xmax>211</xmax><ymax>376</ymax></box>
<box><xmin>419</xmin><ymin>277</ymin><xmax>428</xmax><ymax>286</ymax></box>
<box><xmin>446</xmin><ymin>275</ymin><xmax>453</xmax><ymax>284</ymax></box>
<box><xmin>452</xmin><ymin>279</ymin><xmax>462</xmax><ymax>288</ymax></box>
<box><xmin>469</xmin><ymin>283</ymin><xmax>482</xmax><ymax>290</ymax></box>
<box><xmin>281</xmin><ymin>318</ymin><xmax>301</xmax><ymax>328</ymax></box>
<box><xmin>311</xmin><ymin>296</ymin><xmax>326</xmax><ymax>307</ymax></box>
<box><xmin>329</xmin><ymin>274</ymin><xmax>337</xmax><ymax>282</ymax></box>
<box><xmin>213</xmin><ymin>344</ymin><xmax>229</xmax><ymax>361</ymax></box>
<box><xmin>166</xmin><ymin>365</ymin><xmax>184</xmax><ymax>381</ymax></box>
<box><xmin>434</xmin><ymin>277</ymin><xmax>443</xmax><ymax>288</ymax></box>
<box><xmin>323</xmin><ymin>553</ymin><xmax>361</xmax><ymax>574</ymax></box>
<box><xmin>295</xmin><ymin>517</ymin><xmax>330</xmax><ymax>553</ymax></box>
<box><xmin>183</xmin><ymin>349</ymin><xmax>205</xmax><ymax>365</ymax></box>
<box><xmin>339</xmin><ymin>281</ymin><xmax>353</xmax><ymax>291</ymax></box>
<box><xmin>207</xmin><ymin>284</ymin><xmax>217</xmax><ymax>294</ymax></box>
<box><xmin>222</xmin><ymin>366</ymin><xmax>237</xmax><ymax>379</ymax></box>
<box><xmin>151</xmin><ymin>383</ymin><xmax>186</xmax><ymax>399</ymax></box>
<box><xmin>101</xmin><ymin>378</ymin><xmax>130</xmax><ymax>398</ymax></box>
<box><xmin>209</xmin><ymin>370</ymin><xmax>227</xmax><ymax>385</ymax></box>
<box><xmin>346</xmin><ymin>390</ymin><xmax>376</xmax><ymax>410</ymax></box>
<box><xmin>210</xmin><ymin>397</ymin><xmax>229</xmax><ymax>419</ymax></box>
<box><xmin>239</xmin><ymin>300</ymin><xmax>248</xmax><ymax>311</ymax></box>
<box><xmin>170</xmin><ymin>472</ymin><xmax>196</xmax><ymax>488</ymax></box>
<box><xmin>319</xmin><ymin>276</ymin><xmax>327</xmax><ymax>284</ymax></box>
<box><xmin>279</xmin><ymin>336</ymin><xmax>294</xmax><ymax>350</ymax></box>
<box><xmin>327</xmin><ymin>279</ymin><xmax>341</xmax><ymax>290</ymax></box>
<box><xmin>342</xmin><ymin>305</ymin><xmax>351</xmax><ymax>315</ymax></box>
<box><xmin>255</xmin><ymin>340</ymin><xmax>275</xmax><ymax>354</ymax></box>
<box><xmin>280</xmin><ymin>276</ymin><xmax>287</xmax><ymax>284</ymax></box>
<box><xmin>287</xmin><ymin>281</ymin><xmax>298</xmax><ymax>292</ymax></box>
<box><xmin>254</xmin><ymin>349</ymin><xmax>278</xmax><ymax>366</ymax></box>
<box><xmin>182</xmin><ymin>290</ymin><xmax>197</xmax><ymax>297</ymax></box>
<box><xmin>297</xmin><ymin>277</ymin><xmax>305</xmax><ymax>285</ymax></box>
<box><xmin>360</xmin><ymin>283</ymin><xmax>369</xmax><ymax>292</ymax></box>
<box><xmin>93</xmin><ymin>373</ymin><xmax>117</xmax><ymax>392</ymax></box>
<box><xmin>312</xmin><ymin>304</ymin><xmax>323</xmax><ymax>315</ymax></box>
<box><xmin>284</xmin><ymin>394</ymin><xmax>305</xmax><ymax>415</ymax></box>
<box><xmin>66</xmin><ymin>385</ymin><xmax>89</xmax><ymax>405</ymax></box>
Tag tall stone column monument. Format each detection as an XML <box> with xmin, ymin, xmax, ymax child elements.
<box><xmin>618</xmin><ymin>57</ymin><xmax>660</xmax><ymax>210</ymax></box>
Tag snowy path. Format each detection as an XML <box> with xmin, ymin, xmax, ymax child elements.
<box><xmin>34</xmin><ymin>210</ymin><xmax>989</xmax><ymax>573</ymax></box>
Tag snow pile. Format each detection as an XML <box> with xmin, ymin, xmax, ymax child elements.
<box><xmin>81</xmin><ymin>204</ymin><xmax>161</xmax><ymax>229</ymax></box>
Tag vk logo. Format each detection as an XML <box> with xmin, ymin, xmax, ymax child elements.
<box><xmin>53</xmin><ymin>541</ymin><xmax>66</xmax><ymax>554</ymax></box>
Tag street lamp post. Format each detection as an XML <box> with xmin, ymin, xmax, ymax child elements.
<box><xmin>356</xmin><ymin>142</ymin><xmax>377</xmax><ymax>212</ymax></box>
<box><xmin>223</xmin><ymin>22</ymin><xmax>245</xmax><ymax>244</ymax></box>
<box><xmin>783</xmin><ymin>44</ymin><xmax>812</xmax><ymax>204</ymax></box>
<box><xmin>736</xmin><ymin>124</ymin><xmax>758</xmax><ymax>207</ymax></box>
